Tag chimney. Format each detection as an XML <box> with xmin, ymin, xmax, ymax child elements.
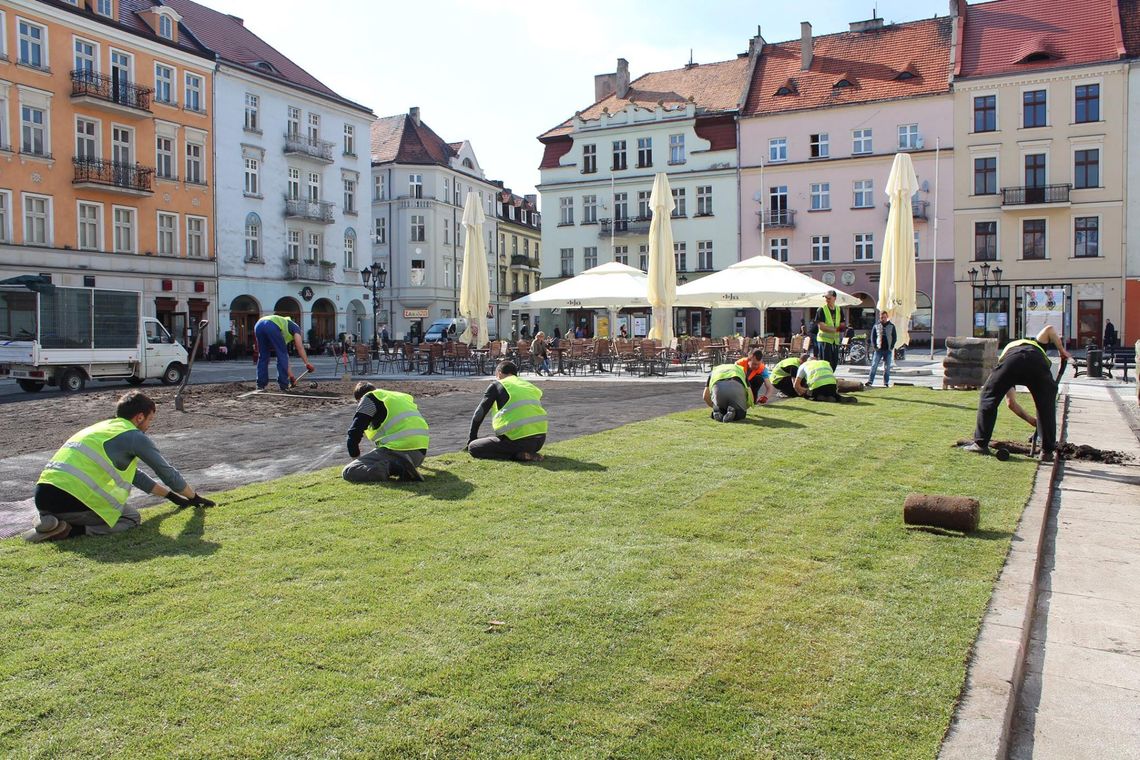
<box><xmin>849</xmin><ymin>17</ymin><xmax>884</xmax><ymax>32</ymax></box>
<box><xmin>800</xmin><ymin>21</ymin><xmax>813</xmax><ymax>71</ymax></box>
<box><xmin>594</xmin><ymin>72</ymin><xmax>617</xmax><ymax>102</ymax></box>
<box><xmin>409</xmin><ymin>106</ymin><xmax>421</xmax><ymax>126</ymax></box>
<box><xmin>749</xmin><ymin>25</ymin><xmax>766</xmax><ymax>58</ymax></box>
<box><xmin>616</xmin><ymin>58</ymin><xmax>630</xmax><ymax>99</ymax></box>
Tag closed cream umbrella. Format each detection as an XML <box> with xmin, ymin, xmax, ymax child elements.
<box><xmin>458</xmin><ymin>191</ymin><xmax>490</xmax><ymax>347</ymax></box>
<box><xmin>646</xmin><ymin>172</ymin><xmax>677</xmax><ymax>345</ymax></box>
<box><xmin>878</xmin><ymin>152</ymin><xmax>919</xmax><ymax>346</ymax></box>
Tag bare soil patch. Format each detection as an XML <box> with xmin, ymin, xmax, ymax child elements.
<box><xmin>954</xmin><ymin>438</ymin><xmax>1133</xmax><ymax>464</ymax></box>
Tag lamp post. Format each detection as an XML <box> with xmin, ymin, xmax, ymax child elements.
<box><xmin>967</xmin><ymin>262</ymin><xmax>1002</xmax><ymax>339</ymax></box>
<box><xmin>360</xmin><ymin>261</ymin><xmax>387</xmax><ymax>352</ymax></box>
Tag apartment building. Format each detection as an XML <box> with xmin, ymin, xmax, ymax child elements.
<box><xmin>952</xmin><ymin>0</ymin><xmax>1127</xmax><ymax>346</ymax></box>
<box><xmin>537</xmin><ymin>56</ymin><xmax>750</xmax><ymax>338</ymax></box>
<box><xmin>495</xmin><ymin>186</ymin><xmax>541</xmax><ymax>337</ymax></box>
<box><xmin>371</xmin><ymin>107</ymin><xmax>501</xmax><ymax>342</ymax></box>
<box><xmin>738</xmin><ymin>16</ymin><xmax>956</xmax><ymax>342</ymax></box>
<box><xmin>0</xmin><ymin>0</ymin><xmax>215</xmax><ymax>341</ymax></box>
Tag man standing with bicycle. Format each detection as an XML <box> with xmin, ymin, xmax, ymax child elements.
<box><xmin>867</xmin><ymin>311</ymin><xmax>897</xmax><ymax>387</ymax></box>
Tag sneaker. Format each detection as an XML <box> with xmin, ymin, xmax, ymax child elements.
<box><xmin>723</xmin><ymin>407</ymin><xmax>737</xmax><ymax>422</ymax></box>
<box><xmin>711</xmin><ymin>410</ymin><xmax>724</xmax><ymax>422</ymax></box>
<box><xmin>23</xmin><ymin>519</ymin><xmax>72</xmax><ymax>543</ymax></box>
<box><xmin>1041</xmin><ymin>450</ymin><xmax>1055</xmax><ymax>463</ymax></box>
<box><xmin>960</xmin><ymin>442</ymin><xmax>991</xmax><ymax>455</ymax></box>
<box><xmin>399</xmin><ymin>467</ymin><xmax>425</xmax><ymax>482</ymax></box>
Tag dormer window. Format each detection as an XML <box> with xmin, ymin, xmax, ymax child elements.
<box><xmin>776</xmin><ymin>86</ymin><xmax>794</xmax><ymax>96</ymax></box>
<box><xmin>834</xmin><ymin>79</ymin><xmax>854</xmax><ymax>89</ymax></box>
<box><xmin>158</xmin><ymin>14</ymin><xmax>173</xmax><ymax>39</ymax></box>
<box><xmin>96</xmin><ymin>0</ymin><xmax>113</xmax><ymax>17</ymax></box>
<box><xmin>253</xmin><ymin>61</ymin><xmax>278</xmax><ymax>74</ymax></box>
<box><xmin>896</xmin><ymin>71</ymin><xmax>916</xmax><ymax>81</ymax></box>
<box><xmin>1021</xmin><ymin>52</ymin><xmax>1052</xmax><ymax>63</ymax></box>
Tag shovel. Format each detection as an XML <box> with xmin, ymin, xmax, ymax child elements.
<box><xmin>174</xmin><ymin>319</ymin><xmax>209</xmax><ymax>412</ymax></box>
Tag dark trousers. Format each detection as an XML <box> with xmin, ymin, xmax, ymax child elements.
<box><xmin>255</xmin><ymin>321</ymin><xmax>291</xmax><ymax>390</ymax></box>
<box><xmin>468</xmin><ymin>433</ymin><xmax>545</xmax><ymax>461</ymax></box>
<box><xmin>773</xmin><ymin>376</ymin><xmax>797</xmax><ymax>397</ymax></box>
<box><xmin>342</xmin><ymin>448</ymin><xmax>426</xmax><ymax>483</ymax></box>
<box><xmin>816</xmin><ymin>340</ymin><xmax>840</xmax><ymax>370</ymax></box>
<box><xmin>974</xmin><ymin>348</ymin><xmax>1057</xmax><ymax>453</ymax></box>
<box><xmin>807</xmin><ymin>384</ymin><xmax>855</xmax><ymax>403</ymax></box>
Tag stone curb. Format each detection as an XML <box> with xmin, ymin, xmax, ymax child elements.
<box><xmin>938</xmin><ymin>395</ymin><xmax>1068</xmax><ymax>759</ymax></box>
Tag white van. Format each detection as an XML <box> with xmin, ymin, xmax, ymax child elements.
<box><xmin>423</xmin><ymin>318</ymin><xmax>465</xmax><ymax>343</ymax></box>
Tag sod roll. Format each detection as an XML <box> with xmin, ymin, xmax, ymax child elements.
<box><xmin>903</xmin><ymin>494</ymin><xmax>980</xmax><ymax>532</ymax></box>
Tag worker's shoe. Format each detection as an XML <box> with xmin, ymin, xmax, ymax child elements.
<box><xmin>1040</xmin><ymin>450</ymin><xmax>1055</xmax><ymax>463</ymax></box>
<box><xmin>960</xmin><ymin>442</ymin><xmax>991</xmax><ymax>455</ymax></box>
<box><xmin>711</xmin><ymin>410</ymin><xmax>723</xmax><ymax>422</ymax></box>
<box><xmin>723</xmin><ymin>407</ymin><xmax>737</xmax><ymax>422</ymax></box>
<box><xmin>23</xmin><ymin>517</ymin><xmax>72</xmax><ymax>543</ymax></box>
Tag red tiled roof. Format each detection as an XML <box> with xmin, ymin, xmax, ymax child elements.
<box><xmin>694</xmin><ymin>115</ymin><xmax>736</xmax><ymax>151</ymax></box>
<box><xmin>1117</xmin><ymin>0</ymin><xmax>1140</xmax><ymax>57</ymax></box>
<box><xmin>539</xmin><ymin>56</ymin><xmax>750</xmax><ymax>139</ymax></box>
<box><xmin>370</xmin><ymin>113</ymin><xmax>457</xmax><ymax>165</ymax></box>
<box><xmin>115</xmin><ymin>0</ymin><xmax>208</xmax><ymax>54</ymax></box>
<box><xmin>958</xmin><ymin>0</ymin><xmax>1124</xmax><ymax>78</ymax></box>
<box><xmin>743</xmin><ymin>18</ymin><xmax>952</xmax><ymax>116</ymax></box>
<box><xmin>161</xmin><ymin>0</ymin><xmax>371</xmax><ymax>112</ymax></box>
<box><xmin>538</xmin><ymin>138</ymin><xmax>573</xmax><ymax>170</ymax></box>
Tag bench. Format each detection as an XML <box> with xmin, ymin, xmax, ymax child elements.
<box><xmin>1072</xmin><ymin>347</ymin><xmax>1135</xmax><ymax>380</ymax></box>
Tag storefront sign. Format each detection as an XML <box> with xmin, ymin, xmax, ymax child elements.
<box><xmin>404</xmin><ymin>308</ymin><xmax>429</xmax><ymax>319</ymax></box>
<box><xmin>1024</xmin><ymin>288</ymin><xmax>1064</xmax><ymax>336</ymax></box>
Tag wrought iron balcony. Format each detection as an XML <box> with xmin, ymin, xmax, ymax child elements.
<box><xmin>509</xmin><ymin>291</ymin><xmax>530</xmax><ymax>301</ymax></box>
<box><xmin>1001</xmin><ymin>184</ymin><xmax>1071</xmax><ymax>206</ymax></box>
<box><xmin>283</xmin><ymin>133</ymin><xmax>335</xmax><ymax>163</ymax></box>
<box><xmin>72</xmin><ymin>157</ymin><xmax>154</xmax><ymax>194</ymax></box>
<box><xmin>884</xmin><ymin>200</ymin><xmax>929</xmax><ymax>220</ymax></box>
<box><xmin>284</xmin><ymin>257</ymin><xmax>334</xmax><ymax>282</ymax></box>
<box><xmin>510</xmin><ymin>255</ymin><xmax>540</xmax><ymax>268</ymax></box>
<box><xmin>758</xmin><ymin>209</ymin><xmax>797</xmax><ymax>229</ymax></box>
<box><xmin>599</xmin><ymin>217</ymin><xmax>651</xmax><ymax>237</ymax></box>
<box><xmin>70</xmin><ymin>70</ymin><xmax>152</xmax><ymax>113</ymax></box>
<box><xmin>284</xmin><ymin>197</ymin><xmax>335</xmax><ymax>223</ymax></box>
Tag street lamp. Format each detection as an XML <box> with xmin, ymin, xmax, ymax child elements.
<box><xmin>967</xmin><ymin>262</ymin><xmax>1003</xmax><ymax>339</ymax></box>
<box><xmin>360</xmin><ymin>261</ymin><xmax>387</xmax><ymax>351</ymax></box>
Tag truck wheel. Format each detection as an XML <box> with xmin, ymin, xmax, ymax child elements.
<box><xmin>60</xmin><ymin>369</ymin><xmax>87</xmax><ymax>393</ymax></box>
<box><xmin>17</xmin><ymin>379</ymin><xmax>45</xmax><ymax>393</ymax></box>
<box><xmin>126</xmin><ymin>376</ymin><xmax>146</xmax><ymax>386</ymax></box>
<box><xmin>161</xmin><ymin>363</ymin><xmax>186</xmax><ymax>386</ymax></box>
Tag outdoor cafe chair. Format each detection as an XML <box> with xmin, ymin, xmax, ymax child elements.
<box><xmin>351</xmin><ymin>343</ymin><xmax>373</xmax><ymax>375</ymax></box>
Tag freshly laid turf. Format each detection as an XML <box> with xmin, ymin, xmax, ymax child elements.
<box><xmin>0</xmin><ymin>386</ymin><xmax>1038</xmax><ymax>759</ymax></box>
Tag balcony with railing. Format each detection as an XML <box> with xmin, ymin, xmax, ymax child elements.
<box><xmin>284</xmin><ymin>196</ymin><xmax>335</xmax><ymax>223</ymax></box>
<box><xmin>598</xmin><ymin>217</ymin><xmax>651</xmax><ymax>237</ymax></box>
<box><xmin>509</xmin><ymin>291</ymin><xmax>531</xmax><ymax>301</ymax></box>
<box><xmin>757</xmin><ymin>209</ymin><xmax>797</xmax><ymax>229</ymax></box>
<box><xmin>283</xmin><ymin>133</ymin><xmax>335</xmax><ymax>163</ymax></box>
<box><xmin>73</xmin><ymin>157</ymin><xmax>154</xmax><ymax>195</ymax></box>
<box><xmin>284</xmin><ymin>257</ymin><xmax>334</xmax><ymax>282</ymax></box>
<box><xmin>1001</xmin><ymin>184</ymin><xmax>1072</xmax><ymax>207</ymax></box>
<box><xmin>884</xmin><ymin>200</ymin><xmax>930</xmax><ymax>220</ymax></box>
<box><xmin>510</xmin><ymin>255</ymin><xmax>540</xmax><ymax>268</ymax></box>
<box><xmin>70</xmin><ymin>70</ymin><xmax>153</xmax><ymax>114</ymax></box>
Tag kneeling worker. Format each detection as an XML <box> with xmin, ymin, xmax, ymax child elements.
<box><xmin>467</xmin><ymin>361</ymin><xmax>548</xmax><ymax>461</ymax></box>
<box><xmin>25</xmin><ymin>391</ymin><xmax>213</xmax><ymax>543</ymax></box>
<box><xmin>704</xmin><ymin>363</ymin><xmax>753</xmax><ymax>422</ymax></box>
<box><xmin>770</xmin><ymin>354</ymin><xmax>805</xmax><ymax>398</ymax></box>
<box><xmin>964</xmin><ymin>324</ymin><xmax>1070</xmax><ymax>462</ymax></box>
<box><xmin>343</xmin><ymin>382</ymin><xmax>429</xmax><ymax>483</ymax></box>
<box><xmin>736</xmin><ymin>349</ymin><xmax>775</xmax><ymax>404</ymax></box>
<box><xmin>794</xmin><ymin>356</ymin><xmax>857</xmax><ymax>403</ymax></box>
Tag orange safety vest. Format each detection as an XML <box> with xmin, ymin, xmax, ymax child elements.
<box><xmin>736</xmin><ymin>357</ymin><xmax>766</xmax><ymax>383</ymax></box>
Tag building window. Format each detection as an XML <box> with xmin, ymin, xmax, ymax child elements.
<box><xmin>0</xmin><ymin>192</ymin><xmax>8</xmax><ymax>244</ymax></box>
<box><xmin>852</xmin><ymin>128</ymin><xmax>872</xmax><ymax>154</ymax></box>
<box><xmin>769</xmin><ymin>237</ymin><xmax>789</xmax><ymax>262</ymax></box>
<box><xmin>287</xmin><ymin>106</ymin><xmax>301</xmax><ymax>138</ymax></box>
<box><xmin>974</xmin><ymin>221</ymin><xmax>997</xmax><ymax>261</ymax></box>
<box><xmin>1074</xmin><ymin>216</ymin><xmax>1099</xmax><ymax>258</ymax></box>
<box><xmin>76</xmin><ymin>117</ymin><xmax>98</xmax><ymax>160</ymax></box>
<box><xmin>1024</xmin><ymin>153</ymin><xmax>1046</xmax><ymax>188</ymax></box>
<box><xmin>696</xmin><ymin>186</ymin><xmax>713</xmax><ymax>216</ymax></box>
<box><xmin>284</xmin><ymin>167</ymin><xmax>301</xmax><ymax>200</ymax></box>
<box><xmin>343</xmin><ymin>124</ymin><xmax>355</xmax><ymax>156</ymax></box>
<box><xmin>344</xmin><ymin>230</ymin><xmax>355</xmax><ymax>269</ymax></box>
<box><xmin>74</xmin><ymin>39</ymin><xmax>97</xmax><ymax>76</ymax></box>
<box><xmin>287</xmin><ymin>229</ymin><xmax>301</xmax><ymax>262</ymax></box>
<box><xmin>974</xmin><ymin>95</ymin><xmax>996</xmax><ymax>132</ymax></box>
<box><xmin>184</xmin><ymin>73</ymin><xmax>203</xmax><ymax>112</ymax></box>
<box><xmin>672</xmin><ymin>242</ymin><xmax>687</xmax><ymax>272</ymax></box>
<box><xmin>453</xmin><ymin>181</ymin><xmax>461</xmax><ymax>205</ymax></box>
<box><xmin>157</xmin><ymin>211</ymin><xmax>177</xmax><ymax>255</ymax></box>
<box><xmin>112</xmin><ymin>206</ymin><xmax>135</xmax><ymax>253</ymax></box>
<box><xmin>811</xmin><ymin>235</ymin><xmax>830</xmax><ymax>263</ymax></box>
<box><xmin>854</xmin><ymin>232</ymin><xmax>874</xmax><ymax>261</ymax></box>
<box><xmin>638</xmin><ymin>244</ymin><xmax>648</xmax><ymax>272</ymax></box>
<box><xmin>375</xmin><ymin>218</ymin><xmax>385</xmax><ymax>244</ymax></box>
<box><xmin>612</xmin><ymin>140</ymin><xmax>627</xmax><ymax>171</ymax></box>
<box><xmin>96</xmin><ymin>0</ymin><xmax>112</xmax><ymax>16</ymax></box>
<box><xmin>373</xmin><ymin>174</ymin><xmax>384</xmax><ymax>201</ymax></box>
<box><xmin>898</xmin><ymin>123</ymin><xmax>920</xmax><ymax>149</ymax></box>
<box><xmin>343</xmin><ymin>178</ymin><xmax>356</xmax><ymax>213</ymax></box>
<box><xmin>77</xmin><ymin>202</ymin><xmax>100</xmax><ymax>250</ymax></box>
<box><xmin>915</xmin><ymin>231</ymin><xmax>921</xmax><ymax>258</ymax></box>
<box><xmin>410</xmin><ymin>259</ymin><xmax>426</xmax><ymax>286</ymax></box>
<box><xmin>1023</xmin><ymin>89</ymin><xmax>1047</xmax><ymax>128</ymax></box>
<box><xmin>810</xmin><ymin>133</ymin><xmax>829</xmax><ymax>159</ymax></box>
<box><xmin>244</xmin><ymin>213</ymin><xmax>260</xmax><ymax>262</ymax></box>
<box><xmin>769</xmin><ymin>137</ymin><xmax>787</xmax><ymax>162</ymax></box>
<box><xmin>18</xmin><ymin>20</ymin><xmax>46</xmax><ymax>69</ymax></box>
<box><xmin>810</xmin><ymin>182</ymin><xmax>830</xmax><ymax>211</ymax></box>
<box><xmin>157</xmin><ymin>14</ymin><xmax>173</xmax><ymax>40</ymax></box>
<box><xmin>185</xmin><ymin>141</ymin><xmax>203</xmax><ymax>184</ymax></box>
<box><xmin>243</xmin><ymin>157</ymin><xmax>260</xmax><ymax>196</ymax></box>
<box><xmin>508</xmin><ymin>235</ymin><xmax>515</xmax><ymax>254</ymax></box>
<box><xmin>443</xmin><ymin>219</ymin><xmax>450</xmax><ymax>245</ymax></box>
<box><xmin>582</xmin><ymin>194</ymin><xmax>598</xmax><ymax>224</ymax></box>
<box><xmin>410</xmin><ymin>215</ymin><xmax>425</xmax><ymax>242</ymax></box>
<box><xmin>637</xmin><ymin>190</ymin><xmax>651</xmax><ymax>220</ymax></box>
<box><xmin>614</xmin><ymin>245</ymin><xmax>628</xmax><ymax>265</ymax></box>
<box><xmin>154</xmin><ymin>64</ymin><xmax>174</xmax><ymax>104</ymax></box>
<box><xmin>22</xmin><ymin>195</ymin><xmax>50</xmax><ymax>245</ymax></box>
<box><xmin>669</xmin><ymin>133</ymin><xmax>685</xmax><ymax>164</ymax></box>
<box><xmin>155</xmin><ymin>135</ymin><xmax>174</xmax><ymax>178</ymax></box>
<box><xmin>1022</xmin><ymin>219</ymin><xmax>1046</xmax><ymax>259</ymax></box>
<box><xmin>560</xmin><ymin>247</ymin><xmax>574</xmax><ymax>277</ymax></box>
<box><xmin>307</xmin><ymin>113</ymin><xmax>320</xmax><ymax>141</ymax></box>
<box><xmin>636</xmin><ymin>137</ymin><xmax>652</xmax><ymax>168</ymax></box>
<box><xmin>186</xmin><ymin>216</ymin><xmax>205</xmax><ymax>257</ymax></box>
<box><xmin>584</xmin><ymin>246</ymin><xmax>598</xmax><ymax>269</ymax></box>
<box><xmin>243</xmin><ymin>93</ymin><xmax>259</xmax><ymax>132</ymax></box>
<box><xmin>1074</xmin><ymin>149</ymin><xmax>1099</xmax><ymax>189</ymax></box>
<box><xmin>559</xmin><ymin>196</ymin><xmax>574</xmax><ymax>225</ymax></box>
<box><xmin>853</xmin><ymin>179</ymin><xmax>873</xmax><ymax>208</ymax></box>
<box><xmin>582</xmin><ymin>143</ymin><xmax>596</xmax><ymax>174</ymax></box>
<box><xmin>1074</xmin><ymin>84</ymin><xmax>1100</xmax><ymax>124</ymax></box>
<box><xmin>20</xmin><ymin>106</ymin><xmax>47</xmax><ymax>155</ymax></box>
<box><xmin>697</xmin><ymin>240</ymin><xmax>713</xmax><ymax>271</ymax></box>
<box><xmin>305</xmin><ymin>232</ymin><xmax>321</xmax><ymax>263</ymax></box>
<box><xmin>409</xmin><ymin>174</ymin><xmax>422</xmax><ymax>199</ymax></box>
<box><xmin>973</xmin><ymin>157</ymin><xmax>997</xmax><ymax>195</ymax></box>
<box><xmin>307</xmin><ymin>172</ymin><xmax>320</xmax><ymax>202</ymax></box>
<box><xmin>672</xmin><ymin>187</ymin><xmax>686</xmax><ymax>217</ymax></box>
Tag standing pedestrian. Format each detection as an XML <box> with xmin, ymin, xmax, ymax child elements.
<box><xmin>867</xmin><ymin>311</ymin><xmax>897</xmax><ymax>387</ymax></box>
<box><xmin>814</xmin><ymin>290</ymin><xmax>843</xmax><ymax>370</ymax></box>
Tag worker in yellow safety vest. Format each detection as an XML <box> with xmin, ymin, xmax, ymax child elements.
<box><xmin>25</xmin><ymin>391</ymin><xmax>213</xmax><ymax>543</ymax></box>
<box><xmin>793</xmin><ymin>356</ymin><xmax>857</xmax><ymax>403</ymax></box>
<box><xmin>254</xmin><ymin>313</ymin><xmax>315</xmax><ymax>391</ymax></box>
<box><xmin>814</xmin><ymin>290</ymin><xmax>844</xmax><ymax>370</ymax></box>
<box><xmin>343</xmin><ymin>382</ymin><xmax>430</xmax><ymax>483</ymax></box>
<box><xmin>770</xmin><ymin>355</ymin><xmax>805</xmax><ymax>398</ymax></box>
<box><xmin>703</xmin><ymin>363</ymin><xmax>753</xmax><ymax>422</ymax></box>
<box><xmin>467</xmin><ymin>361</ymin><xmax>548</xmax><ymax>461</ymax></box>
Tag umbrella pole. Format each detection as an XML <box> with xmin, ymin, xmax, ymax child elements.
<box><xmin>930</xmin><ymin>138</ymin><xmax>941</xmax><ymax>360</ymax></box>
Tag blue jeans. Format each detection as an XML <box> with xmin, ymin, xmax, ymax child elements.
<box><xmin>255</xmin><ymin>320</ymin><xmax>291</xmax><ymax>390</ymax></box>
<box><xmin>868</xmin><ymin>349</ymin><xmax>892</xmax><ymax>386</ymax></box>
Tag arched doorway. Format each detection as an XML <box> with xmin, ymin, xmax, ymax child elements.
<box><xmin>346</xmin><ymin>299</ymin><xmax>367</xmax><ymax>342</ymax></box>
<box><xmin>311</xmin><ymin>298</ymin><xmax>336</xmax><ymax>345</ymax></box>
<box><xmin>274</xmin><ymin>296</ymin><xmax>301</xmax><ymax>323</ymax></box>
<box><xmin>229</xmin><ymin>295</ymin><xmax>260</xmax><ymax>354</ymax></box>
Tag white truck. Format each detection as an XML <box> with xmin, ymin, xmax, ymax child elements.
<box><xmin>0</xmin><ymin>284</ymin><xmax>188</xmax><ymax>393</ymax></box>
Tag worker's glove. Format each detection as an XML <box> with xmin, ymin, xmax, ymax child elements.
<box><xmin>305</xmin><ymin>363</ymin><xmax>315</xmax><ymax>373</ymax></box>
<box><xmin>183</xmin><ymin>494</ymin><xmax>216</xmax><ymax>508</ymax></box>
<box><xmin>758</xmin><ymin>395</ymin><xmax>769</xmax><ymax>405</ymax></box>
<box><xmin>165</xmin><ymin>491</ymin><xmax>190</xmax><ymax>507</ymax></box>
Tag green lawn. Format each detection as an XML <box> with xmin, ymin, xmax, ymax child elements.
<box><xmin>0</xmin><ymin>387</ymin><xmax>1037</xmax><ymax>759</ymax></box>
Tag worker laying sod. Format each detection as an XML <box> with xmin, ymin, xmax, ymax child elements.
<box><xmin>0</xmin><ymin>386</ymin><xmax>1036</xmax><ymax>758</ymax></box>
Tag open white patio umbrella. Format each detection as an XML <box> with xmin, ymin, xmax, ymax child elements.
<box><xmin>878</xmin><ymin>152</ymin><xmax>919</xmax><ymax>346</ymax></box>
<box><xmin>508</xmin><ymin>262</ymin><xmax>649</xmax><ymax>339</ymax></box>
<box><xmin>458</xmin><ymin>191</ymin><xmax>490</xmax><ymax>347</ymax></box>
<box><xmin>646</xmin><ymin>173</ymin><xmax>677</xmax><ymax>345</ymax></box>
<box><xmin>674</xmin><ymin>255</ymin><xmax>860</xmax><ymax>310</ymax></box>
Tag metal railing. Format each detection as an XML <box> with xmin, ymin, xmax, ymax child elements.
<box><xmin>284</xmin><ymin>257</ymin><xmax>334</xmax><ymax>282</ymax></box>
<box><xmin>884</xmin><ymin>200</ymin><xmax>930</xmax><ymax>220</ymax></box>
<box><xmin>70</xmin><ymin>70</ymin><xmax>152</xmax><ymax>112</ymax></box>
<box><xmin>758</xmin><ymin>209</ymin><xmax>797</xmax><ymax>228</ymax></box>
<box><xmin>1002</xmin><ymin>184</ymin><xmax>1071</xmax><ymax>206</ymax></box>
<box><xmin>510</xmin><ymin>255</ymin><xmax>540</xmax><ymax>268</ymax></box>
<box><xmin>284</xmin><ymin>133</ymin><xmax>335</xmax><ymax>162</ymax></box>
<box><xmin>284</xmin><ymin>197</ymin><xmax>335</xmax><ymax>223</ymax></box>
<box><xmin>73</xmin><ymin>157</ymin><xmax>154</xmax><ymax>192</ymax></box>
<box><xmin>599</xmin><ymin>217</ymin><xmax>651</xmax><ymax>237</ymax></box>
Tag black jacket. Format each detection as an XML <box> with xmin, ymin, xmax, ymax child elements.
<box><xmin>869</xmin><ymin>321</ymin><xmax>897</xmax><ymax>353</ymax></box>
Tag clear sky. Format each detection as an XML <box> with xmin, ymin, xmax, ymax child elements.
<box><xmin>196</xmin><ymin>0</ymin><xmax>961</xmax><ymax>203</ymax></box>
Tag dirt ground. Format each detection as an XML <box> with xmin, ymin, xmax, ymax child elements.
<box><xmin>0</xmin><ymin>380</ymin><xmax>472</xmax><ymax>457</ymax></box>
<box><xmin>954</xmin><ymin>438</ymin><xmax>1133</xmax><ymax>464</ymax></box>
